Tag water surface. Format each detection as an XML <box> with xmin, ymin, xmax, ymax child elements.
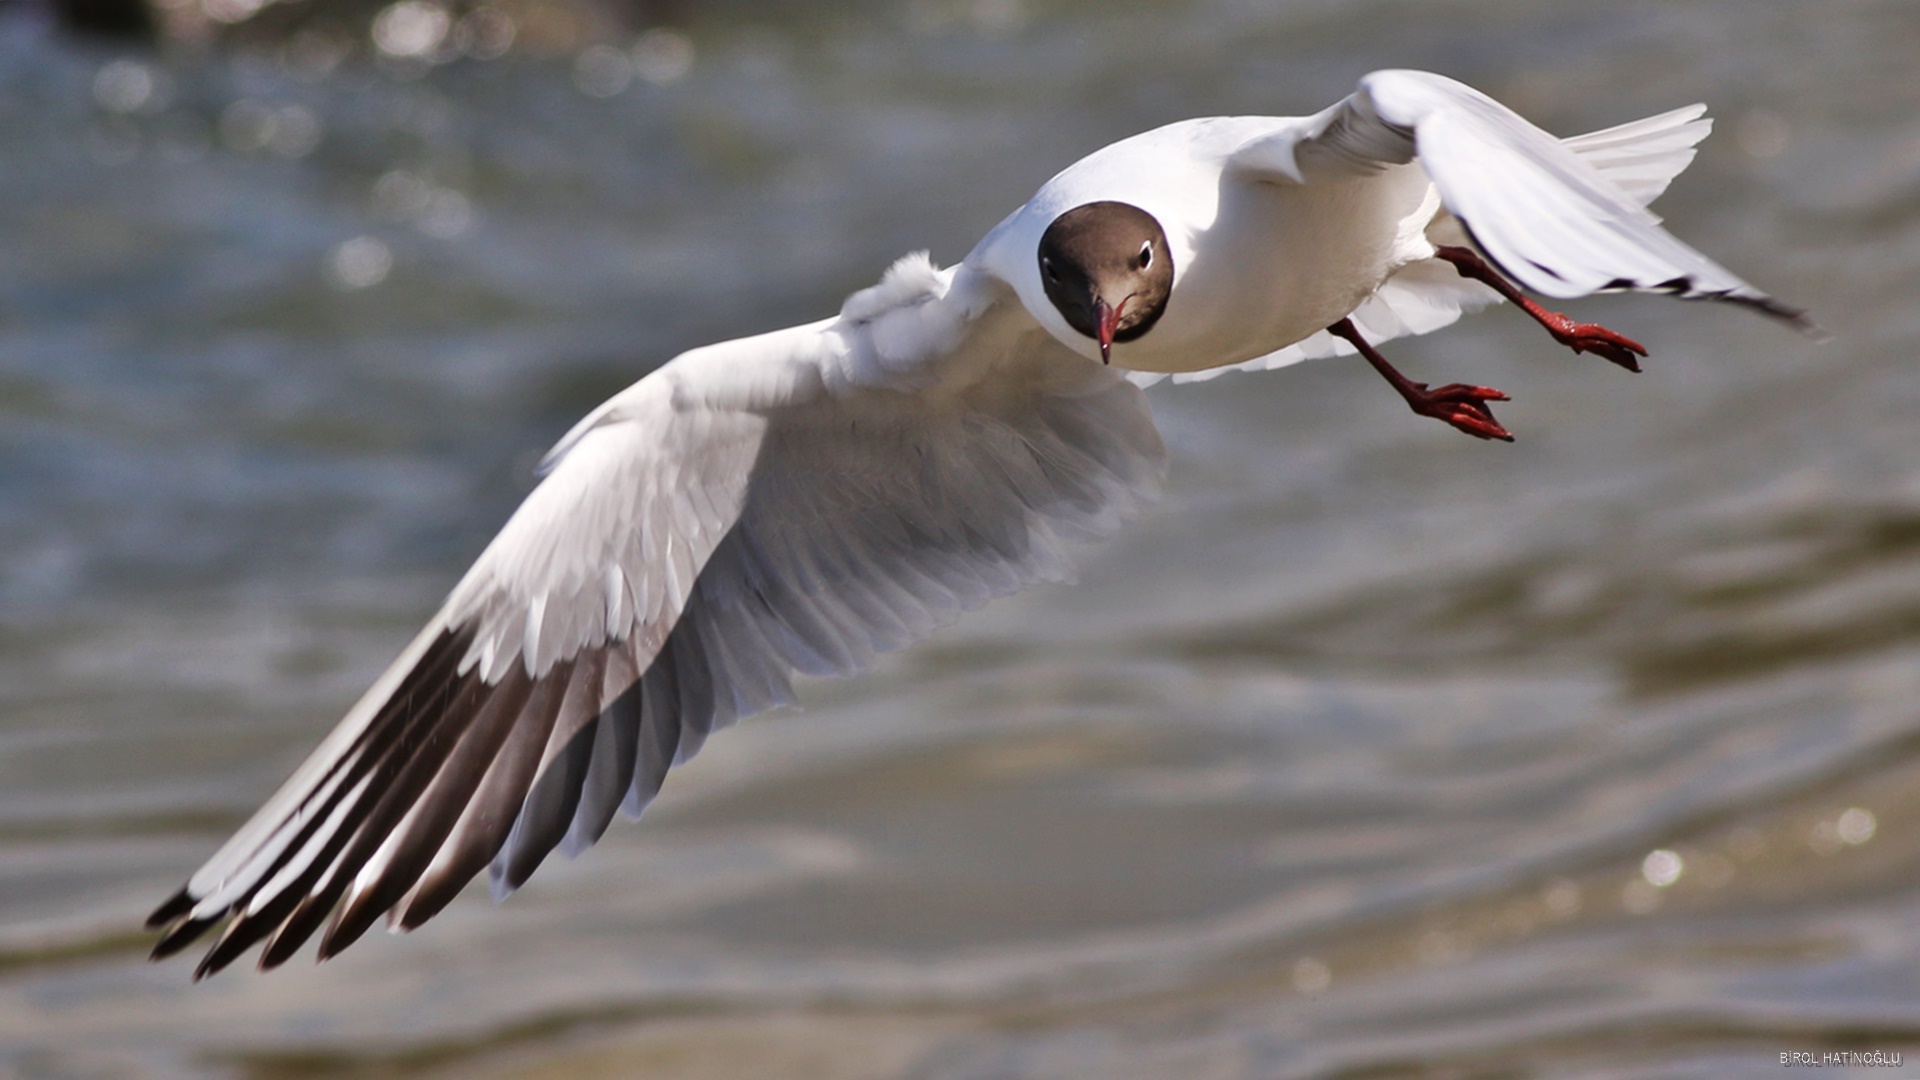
<box><xmin>3</xmin><ymin>1</ymin><xmax>1918</xmax><ymax>1077</ymax></box>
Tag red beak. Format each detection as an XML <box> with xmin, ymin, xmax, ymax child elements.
<box><xmin>1094</xmin><ymin>296</ymin><xmax>1121</xmax><ymax>364</ymax></box>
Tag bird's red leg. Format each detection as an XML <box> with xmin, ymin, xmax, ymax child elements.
<box><xmin>1328</xmin><ymin>318</ymin><xmax>1513</xmax><ymax>443</ymax></box>
<box><xmin>1433</xmin><ymin>245</ymin><xmax>1649</xmax><ymax>372</ymax></box>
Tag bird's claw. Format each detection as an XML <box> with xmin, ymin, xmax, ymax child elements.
<box><xmin>1550</xmin><ymin>320</ymin><xmax>1648</xmax><ymax>373</ymax></box>
<box><xmin>1406</xmin><ymin>382</ymin><xmax>1514</xmax><ymax>442</ymax></box>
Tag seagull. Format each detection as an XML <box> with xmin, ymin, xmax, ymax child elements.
<box><xmin>149</xmin><ymin>69</ymin><xmax>1812</xmax><ymax>977</ymax></box>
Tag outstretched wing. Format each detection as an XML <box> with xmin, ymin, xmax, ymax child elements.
<box><xmin>147</xmin><ymin>257</ymin><xmax>1167</xmax><ymax>978</ymax></box>
<box><xmin>1153</xmin><ymin>97</ymin><xmax>1728</xmax><ymax>387</ymax></box>
<box><xmin>1227</xmin><ymin>69</ymin><xmax>1811</xmax><ymax>327</ymax></box>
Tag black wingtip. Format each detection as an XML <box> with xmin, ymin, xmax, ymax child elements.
<box><xmin>315</xmin><ymin>896</ymin><xmax>385</xmax><ymax>962</ymax></box>
<box><xmin>146</xmin><ymin>888</ymin><xmax>194</xmax><ymax>931</ymax></box>
<box><xmin>191</xmin><ymin>952</ymin><xmax>222</xmax><ymax>982</ymax></box>
<box><xmin>149</xmin><ymin>914</ymin><xmax>219</xmax><ymax>962</ymax></box>
<box><xmin>1774</xmin><ymin>305</ymin><xmax>1820</xmax><ymax>342</ymax></box>
<box><xmin>1662</xmin><ymin>280</ymin><xmax>1825</xmax><ymax>341</ymax></box>
<box><xmin>197</xmin><ymin>887</ymin><xmax>315</xmax><ymax>979</ymax></box>
<box><xmin>257</xmin><ymin>936</ymin><xmax>298</xmax><ymax>972</ymax></box>
<box><xmin>190</xmin><ymin>926</ymin><xmax>253</xmax><ymax>980</ymax></box>
<box><xmin>1730</xmin><ymin>291</ymin><xmax>1828</xmax><ymax>341</ymax></box>
<box><xmin>258</xmin><ymin>899</ymin><xmax>328</xmax><ymax>971</ymax></box>
<box><xmin>393</xmin><ymin>874</ymin><xmax>465</xmax><ymax>933</ymax></box>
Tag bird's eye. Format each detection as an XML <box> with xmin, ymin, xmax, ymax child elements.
<box><xmin>1137</xmin><ymin>243</ymin><xmax>1153</xmax><ymax>270</ymax></box>
<box><xmin>1042</xmin><ymin>258</ymin><xmax>1060</xmax><ymax>283</ymax></box>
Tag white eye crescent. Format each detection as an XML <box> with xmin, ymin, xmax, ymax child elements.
<box><xmin>1137</xmin><ymin>243</ymin><xmax>1153</xmax><ymax>269</ymax></box>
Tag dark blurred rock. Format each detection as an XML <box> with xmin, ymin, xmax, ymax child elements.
<box><xmin>51</xmin><ymin>0</ymin><xmax>158</xmax><ymax>42</ymax></box>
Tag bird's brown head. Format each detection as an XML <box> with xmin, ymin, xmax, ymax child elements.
<box><xmin>1037</xmin><ymin>201</ymin><xmax>1173</xmax><ymax>364</ymax></box>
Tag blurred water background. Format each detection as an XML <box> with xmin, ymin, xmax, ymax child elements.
<box><xmin>2</xmin><ymin>0</ymin><xmax>1917</xmax><ymax>1076</ymax></box>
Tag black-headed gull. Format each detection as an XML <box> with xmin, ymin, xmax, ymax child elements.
<box><xmin>150</xmin><ymin>70</ymin><xmax>1809</xmax><ymax>977</ymax></box>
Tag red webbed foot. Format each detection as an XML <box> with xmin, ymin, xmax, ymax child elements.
<box><xmin>1402</xmin><ymin>381</ymin><xmax>1514</xmax><ymax>442</ymax></box>
<box><xmin>1541</xmin><ymin>315</ymin><xmax>1648</xmax><ymax>372</ymax></box>
<box><xmin>1328</xmin><ymin>317</ymin><xmax>1516</xmax><ymax>443</ymax></box>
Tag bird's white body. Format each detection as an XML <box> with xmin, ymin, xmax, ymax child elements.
<box><xmin>150</xmin><ymin>71</ymin><xmax>1801</xmax><ymax>977</ymax></box>
<box><xmin>974</xmin><ymin>115</ymin><xmax>1439</xmax><ymax>373</ymax></box>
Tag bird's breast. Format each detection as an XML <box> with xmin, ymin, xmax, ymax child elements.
<box><xmin>1115</xmin><ymin>163</ymin><xmax>1435</xmax><ymax>374</ymax></box>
